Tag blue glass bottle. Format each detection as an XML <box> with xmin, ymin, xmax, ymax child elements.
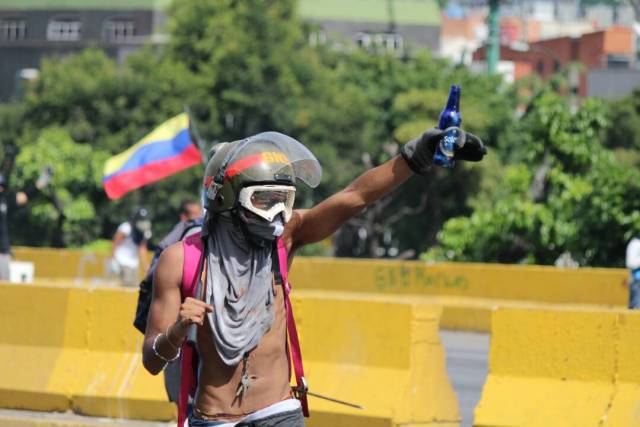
<box><xmin>433</xmin><ymin>84</ymin><xmax>461</xmax><ymax>168</ymax></box>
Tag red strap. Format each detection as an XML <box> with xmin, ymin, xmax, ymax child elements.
<box><xmin>178</xmin><ymin>346</ymin><xmax>194</xmax><ymax>427</ymax></box>
<box><xmin>177</xmin><ymin>233</ymin><xmax>203</xmax><ymax>427</ymax></box>
<box><xmin>277</xmin><ymin>238</ymin><xmax>309</xmax><ymax>417</ymax></box>
<box><xmin>176</xmin><ymin>234</ymin><xmax>308</xmax><ymax>425</ymax></box>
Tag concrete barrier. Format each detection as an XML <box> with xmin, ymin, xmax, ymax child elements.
<box><xmin>14</xmin><ymin>248</ymin><xmax>627</xmax><ymax>307</ymax></box>
<box><xmin>604</xmin><ymin>312</ymin><xmax>640</xmax><ymax>426</ymax></box>
<box><xmin>474</xmin><ymin>307</ymin><xmax>640</xmax><ymax>427</ymax></box>
<box><xmin>293</xmin><ymin>291</ymin><xmax>460</xmax><ymax>427</ymax></box>
<box><xmin>14</xmin><ymin>247</ymin><xmax>629</xmax><ymax>332</ymax></box>
<box><xmin>12</xmin><ymin>246</ymin><xmax>151</xmax><ymax>285</ymax></box>
<box><xmin>290</xmin><ymin>258</ymin><xmax>627</xmax><ymax>305</ymax></box>
<box><xmin>290</xmin><ymin>259</ymin><xmax>628</xmax><ymax>332</ymax></box>
<box><xmin>12</xmin><ymin>247</ymin><xmax>114</xmax><ymax>283</ymax></box>
<box><xmin>0</xmin><ymin>282</ymin><xmax>173</xmax><ymax>420</ymax></box>
<box><xmin>0</xmin><ymin>282</ymin><xmax>459</xmax><ymax>426</ymax></box>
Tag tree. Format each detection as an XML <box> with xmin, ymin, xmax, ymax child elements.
<box><xmin>325</xmin><ymin>49</ymin><xmax>516</xmax><ymax>258</ymax></box>
<box><xmin>424</xmin><ymin>90</ymin><xmax>640</xmax><ymax>266</ymax></box>
<box><xmin>0</xmin><ymin>0</ymin><xmax>545</xmax><ymax>264</ymax></box>
<box><xmin>12</xmin><ymin>127</ymin><xmax>102</xmax><ymax>247</ymax></box>
<box><xmin>10</xmin><ymin>48</ymin><xmax>203</xmax><ymax>246</ymax></box>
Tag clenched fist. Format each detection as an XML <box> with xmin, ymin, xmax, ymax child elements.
<box><xmin>170</xmin><ymin>297</ymin><xmax>214</xmax><ymax>342</ymax></box>
<box><xmin>400</xmin><ymin>127</ymin><xmax>487</xmax><ymax>175</ymax></box>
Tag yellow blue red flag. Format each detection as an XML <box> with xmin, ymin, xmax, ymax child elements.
<box><xmin>103</xmin><ymin>113</ymin><xmax>202</xmax><ymax>200</ymax></box>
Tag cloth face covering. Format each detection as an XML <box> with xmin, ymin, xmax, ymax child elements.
<box><xmin>205</xmin><ymin>212</ymin><xmax>276</xmax><ymax>366</ymax></box>
<box><xmin>238</xmin><ymin>209</ymin><xmax>284</xmax><ymax>248</ymax></box>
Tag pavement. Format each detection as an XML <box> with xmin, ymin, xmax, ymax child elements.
<box><xmin>440</xmin><ymin>330</ymin><xmax>491</xmax><ymax>427</ymax></box>
<box><xmin>0</xmin><ymin>408</ymin><xmax>173</xmax><ymax>426</ymax></box>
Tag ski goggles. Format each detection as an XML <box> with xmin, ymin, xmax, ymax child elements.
<box><xmin>238</xmin><ymin>185</ymin><xmax>296</xmax><ymax>222</ymax></box>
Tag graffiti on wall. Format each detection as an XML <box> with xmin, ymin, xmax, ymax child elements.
<box><xmin>373</xmin><ymin>265</ymin><xmax>470</xmax><ymax>292</ymax></box>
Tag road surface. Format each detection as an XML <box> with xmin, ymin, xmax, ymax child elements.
<box><xmin>440</xmin><ymin>330</ymin><xmax>491</xmax><ymax>427</ymax></box>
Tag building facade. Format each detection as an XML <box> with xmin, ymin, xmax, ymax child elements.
<box><xmin>472</xmin><ymin>26</ymin><xmax>637</xmax><ymax>97</ymax></box>
<box><xmin>0</xmin><ymin>0</ymin><xmax>441</xmax><ymax>103</ymax></box>
<box><xmin>0</xmin><ymin>2</ymin><xmax>166</xmax><ymax>102</ymax></box>
<box><xmin>298</xmin><ymin>0</ymin><xmax>440</xmax><ymax>54</ymax></box>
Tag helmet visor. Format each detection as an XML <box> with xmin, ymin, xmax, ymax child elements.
<box><xmin>225</xmin><ymin>132</ymin><xmax>322</xmax><ymax>188</ymax></box>
<box><xmin>238</xmin><ymin>185</ymin><xmax>296</xmax><ymax>222</ymax></box>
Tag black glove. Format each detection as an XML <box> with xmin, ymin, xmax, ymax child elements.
<box><xmin>400</xmin><ymin>127</ymin><xmax>487</xmax><ymax>175</ymax></box>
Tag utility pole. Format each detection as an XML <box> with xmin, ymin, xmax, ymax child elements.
<box><xmin>387</xmin><ymin>0</ymin><xmax>396</xmax><ymax>33</ymax></box>
<box><xmin>487</xmin><ymin>0</ymin><xmax>500</xmax><ymax>75</ymax></box>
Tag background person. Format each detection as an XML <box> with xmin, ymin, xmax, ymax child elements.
<box><xmin>626</xmin><ymin>234</ymin><xmax>640</xmax><ymax>308</ymax></box>
<box><xmin>111</xmin><ymin>207</ymin><xmax>152</xmax><ymax>287</ymax></box>
<box><xmin>0</xmin><ymin>174</ymin><xmax>24</xmax><ymax>281</ymax></box>
<box><xmin>0</xmin><ymin>170</ymin><xmax>50</xmax><ymax>281</ymax></box>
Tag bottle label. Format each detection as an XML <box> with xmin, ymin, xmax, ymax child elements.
<box><xmin>440</xmin><ymin>129</ymin><xmax>458</xmax><ymax>157</ymax></box>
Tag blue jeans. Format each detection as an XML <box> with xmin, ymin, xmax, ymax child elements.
<box><xmin>189</xmin><ymin>416</ymin><xmax>227</xmax><ymax>427</ymax></box>
<box><xmin>629</xmin><ymin>279</ymin><xmax>640</xmax><ymax>309</ymax></box>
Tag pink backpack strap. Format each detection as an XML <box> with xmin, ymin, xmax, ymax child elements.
<box><xmin>181</xmin><ymin>232</ymin><xmax>203</xmax><ymax>299</ymax></box>
<box><xmin>178</xmin><ymin>232</ymin><xmax>204</xmax><ymax>427</ymax></box>
<box><xmin>277</xmin><ymin>237</ymin><xmax>309</xmax><ymax>417</ymax></box>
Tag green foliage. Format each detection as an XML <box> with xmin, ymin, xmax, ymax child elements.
<box><xmin>1</xmin><ymin>0</ymin><xmax>514</xmax><ymax>258</ymax></box>
<box><xmin>4</xmin><ymin>0</ymin><xmax>638</xmax><ymax>268</ymax></box>
<box><xmin>425</xmin><ymin>91</ymin><xmax>640</xmax><ymax>267</ymax></box>
<box><xmin>167</xmin><ymin>0</ymin><xmax>305</xmax><ymax>138</ymax></box>
<box><xmin>12</xmin><ymin>127</ymin><xmax>102</xmax><ymax>246</ymax></box>
<box><xmin>605</xmin><ymin>88</ymin><xmax>640</xmax><ymax>152</ymax></box>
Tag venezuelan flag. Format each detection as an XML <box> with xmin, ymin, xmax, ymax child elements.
<box><xmin>103</xmin><ymin>114</ymin><xmax>202</xmax><ymax>200</ymax></box>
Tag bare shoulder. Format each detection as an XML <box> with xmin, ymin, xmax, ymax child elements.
<box><xmin>154</xmin><ymin>241</ymin><xmax>184</xmax><ymax>290</ymax></box>
<box><xmin>284</xmin><ymin>209</ymin><xmax>308</xmax><ymax>253</ymax></box>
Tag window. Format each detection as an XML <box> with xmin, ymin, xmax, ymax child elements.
<box><xmin>356</xmin><ymin>32</ymin><xmax>372</xmax><ymax>48</ymax></box>
<box><xmin>103</xmin><ymin>19</ymin><xmax>136</xmax><ymax>42</ymax></box>
<box><xmin>0</xmin><ymin>19</ymin><xmax>27</xmax><ymax>41</ymax></box>
<box><xmin>47</xmin><ymin>19</ymin><xmax>81</xmax><ymax>41</ymax></box>
<box><xmin>308</xmin><ymin>29</ymin><xmax>326</xmax><ymax>47</ymax></box>
<box><xmin>607</xmin><ymin>54</ymin><xmax>630</xmax><ymax>69</ymax></box>
<box><xmin>536</xmin><ymin>60</ymin><xmax>545</xmax><ymax>74</ymax></box>
<box><xmin>356</xmin><ymin>32</ymin><xmax>403</xmax><ymax>53</ymax></box>
<box><xmin>381</xmin><ymin>33</ymin><xmax>403</xmax><ymax>52</ymax></box>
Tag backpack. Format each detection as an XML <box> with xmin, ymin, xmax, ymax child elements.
<box><xmin>133</xmin><ymin>218</ymin><xmax>203</xmax><ymax>334</ymax></box>
<box><xmin>176</xmin><ymin>233</ymin><xmax>308</xmax><ymax>427</ymax></box>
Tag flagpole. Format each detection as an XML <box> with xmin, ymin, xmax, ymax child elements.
<box><xmin>184</xmin><ymin>105</ymin><xmax>208</xmax><ymax>166</ymax></box>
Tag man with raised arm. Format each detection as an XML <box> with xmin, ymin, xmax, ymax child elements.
<box><xmin>142</xmin><ymin>129</ymin><xmax>486</xmax><ymax>427</ymax></box>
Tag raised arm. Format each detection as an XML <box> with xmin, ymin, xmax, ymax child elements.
<box><xmin>288</xmin><ymin>127</ymin><xmax>486</xmax><ymax>252</ymax></box>
<box><xmin>290</xmin><ymin>155</ymin><xmax>412</xmax><ymax>250</ymax></box>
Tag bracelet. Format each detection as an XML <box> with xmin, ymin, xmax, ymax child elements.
<box><xmin>152</xmin><ymin>333</ymin><xmax>181</xmax><ymax>364</ymax></box>
<box><xmin>165</xmin><ymin>325</ymin><xmax>184</xmax><ymax>351</ymax></box>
